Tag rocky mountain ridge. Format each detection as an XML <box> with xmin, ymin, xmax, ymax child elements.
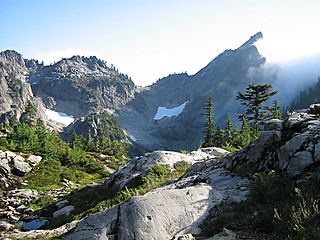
<box><xmin>28</xmin><ymin>55</ymin><xmax>138</xmax><ymax>117</ymax></box>
<box><xmin>117</xmin><ymin>32</ymin><xmax>275</xmax><ymax>152</ymax></box>
<box><xmin>0</xmin><ymin>50</ymin><xmax>47</xmax><ymax>125</ymax></box>
<box><xmin>0</xmin><ymin>50</ymin><xmax>138</xmax><ymax>126</ymax></box>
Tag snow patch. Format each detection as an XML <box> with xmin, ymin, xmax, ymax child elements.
<box><xmin>153</xmin><ymin>101</ymin><xmax>188</xmax><ymax>120</ymax></box>
<box><xmin>129</xmin><ymin>135</ymin><xmax>137</xmax><ymax>142</ymax></box>
<box><xmin>45</xmin><ymin>109</ymin><xmax>74</xmax><ymax>125</ymax></box>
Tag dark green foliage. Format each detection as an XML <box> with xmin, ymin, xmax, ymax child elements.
<box><xmin>201</xmin><ymin>92</ymin><xmax>259</xmax><ymax>151</ymax></box>
<box><xmin>68</xmin><ymin>130</ymin><xmax>128</xmax><ymax>166</ymax></box>
<box><xmin>205</xmin><ymin>114</ymin><xmax>258</xmax><ymax>152</ymax></box>
<box><xmin>200</xmin><ymin>171</ymin><xmax>320</xmax><ymax>239</ymax></box>
<box><xmin>238</xmin><ymin>116</ymin><xmax>258</xmax><ymax>146</ymax></box>
<box><xmin>202</xmin><ymin>93</ymin><xmax>216</xmax><ymax>147</ymax></box>
<box><xmin>25</xmin><ymin>159</ymin><xmax>64</xmax><ymax>187</ymax></box>
<box><xmin>271</xmin><ymin>99</ymin><xmax>282</xmax><ymax>120</ymax></box>
<box><xmin>24</xmin><ymin>101</ymin><xmax>36</xmax><ymax>117</ymax></box>
<box><xmin>70</xmin><ymin>112</ymin><xmax>126</xmax><ymax>142</ymax></box>
<box><xmin>236</xmin><ymin>83</ymin><xmax>278</xmax><ymax>130</ymax></box>
<box><xmin>212</xmin><ymin>126</ymin><xmax>225</xmax><ymax>148</ymax></box>
<box><xmin>0</xmin><ymin>121</ymin><xmax>127</xmax><ymax>187</ymax></box>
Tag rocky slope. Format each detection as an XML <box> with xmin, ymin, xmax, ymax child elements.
<box><xmin>0</xmin><ymin>50</ymin><xmax>47</xmax><ymax>124</ymax></box>
<box><xmin>116</xmin><ymin>32</ymin><xmax>276</xmax><ymax>152</ymax></box>
<box><xmin>61</xmin><ymin>104</ymin><xmax>320</xmax><ymax>240</ymax></box>
<box><xmin>28</xmin><ymin>55</ymin><xmax>138</xmax><ymax>118</ymax></box>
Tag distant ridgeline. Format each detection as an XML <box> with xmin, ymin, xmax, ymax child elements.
<box><xmin>290</xmin><ymin>77</ymin><xmax>320</xmax><ymax>110</ymax></box>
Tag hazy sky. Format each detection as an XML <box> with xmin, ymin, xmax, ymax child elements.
<box><xmin>1</xmin><ymin>0</ymin><xmax>320</xmax><ymax>86</ymax></box>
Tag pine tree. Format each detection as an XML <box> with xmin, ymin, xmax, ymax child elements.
<box><xmin>271</xmin><ymin>99</ymin><xmax>282</xmax><ymax>120</ymax></box>
<box><xmin>85</xmin><ymin>130</ymin><xmax>95</xmax><ymax>152</ymax></box>
<box><xmin>202</xmin><ymin>93</ymin><xmax>216</xmax><ymax>147</ymax></box>
<box><xmin>236</xmin><ymin>83</ymin><xmax>278</xmax><ymax>131</ymax></box>
<box><xmin>213</xmin><ymin>126</ymin><xmax>225</xmax><ymax>148</ymax></box>
<box><xmin>225</xmin><ymin>114</ymin><xmax>236</xmax><ymax>145</ymax></box>
<box><xmin>239</xmin><ymin>116</ymin><xmax>255</xmax><ymax>147</ymax></box>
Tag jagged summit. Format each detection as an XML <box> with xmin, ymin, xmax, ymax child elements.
<box><xmin>117</xmin><ymin>33</ymin><xmax>269</xmax><ymax>153</ymax></box>
<box><xmin>239</xmin><ymin>31</ymin><xmax>263</xmax><ymax>49</ymax></box>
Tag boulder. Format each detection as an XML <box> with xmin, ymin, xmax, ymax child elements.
<box><xmin>11</xmin><ymin>156</ymin><xmax>32</xmax><ymax>176</ymax></box>
<box><xmin>0</xmin><ymin>150</ymin><xmax>6</xmax><ymax>158</ymax></box>
<box><xmin>0</xmin><ymin>221</ymin><xmax>14</xmax><ymax>231</ymax></box>
<box><xmin>5</xmin><ymin>151</ymin><xmax>16</xmax><ymax>160</ymax></box>
<box><xmin>53</xmin><ymin>205</ymin><xmax>75</xmax><ymax>218</ymax></box>
<box><xmin>188</xmin><ymin>147</ymin><xmax>229</xmax><ymax>161</ymax></box>
<box><xmin>277</xmin><ymin>134</ymin><xmax>309</xmax><ymax>170</ymax></box>
<box><xmin>4</xmin><ymin>189</ymin><xmax>38</xmax><ymax>199</ymax></box>
<box><xmin>27</xmin><ymin>155</ymin><xmax>42</xmax><ymax>167</ymax></box>
<box><xmin>264</xmin><ymin>119</ymin><xmax>283</xmax><ymax>131</ymax></box>
<box><xmin>308</xmin><ymin>104</ymin><xmax>320</xmax><ymax>114</ymax></box>
<box><xmin>287</xmin><ymin>151</ymin><xmax>314</xmax><ymax>177</ymax></box>
<box><xmin>0</xmin><ymin>158</ymin><xmax>10</xmax><ymax>176</ymax></box>
<box><xmin>103</xmin><ymin>148</ymin><xmax>226</xmax><ymax>192</ymax></box>
<box><xmin>56</xmin><ymin>200</ymin><xmax>69</xmax><ymax>210</ymax></box>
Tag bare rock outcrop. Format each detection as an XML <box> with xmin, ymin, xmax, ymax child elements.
<box><xmin>64</xmin><ymin>148</ymin><xmax>247</xmax><ymax>240</ymax></box>
<box><xmin>103</xmin><ymin>147</ymin><xmax>228</xmax><ymax>192</ymax></box>
<box><xmin>0</xmin><ymin>50</ymin><xmax>47</xmax><ymax>124</ymax></box>
<box><xmin>223</xmin><ymin>104</ymin><xmax>320</xmax><ymax>179</ymax></box>
<box><xmin>64</xmin><ymin>168</ymin><xmax>248</xmax><ymax>240</ymax></box>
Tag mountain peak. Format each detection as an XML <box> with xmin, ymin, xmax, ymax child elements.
<box><xmin>239</xmin><ymin>32</ymin><xmax>263</xmax><ymax>49</ymax></box>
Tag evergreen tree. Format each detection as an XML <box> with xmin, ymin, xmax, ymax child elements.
<box><xmin>69</xmin><ymin>131</ymin><xmax>86</xmax><ymax>150</ymax></box>
<box><xmin>239</xmin><ymin>116</ymin><xmax>256</xmax><ymax>147</ymax></box>
<box><xmin>236</xmin><ymin>83</ymin><xmax>278</xmax><ymax>131</ymax></box>
<box><xmin>225</xmin><ymin>114</ymin><xmax>237</xmax><ymax>145</ymax></box>
<box><xmin>271</xmin><ymin>99</ymin><xmax>282</xmax><ymax>120</ymax></box>
<box><xmin>202</xmin><ymin>93</ymin><xmax>216</xmax><ymax>147</ymax></box>
<box><xmin>212</xmin><ymin>126</ymin><xmax>225</xmax><ymax>148</ymax></box>
<box><xmin>85</xmin><ymin>130</ymin><xmax>95</xmax><ymax>152</ymax></box>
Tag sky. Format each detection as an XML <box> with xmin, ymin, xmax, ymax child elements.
<box><xmin>1</xmin><ymin>0</ymin><xmax>320</xmax><ymax>86</ymax></box>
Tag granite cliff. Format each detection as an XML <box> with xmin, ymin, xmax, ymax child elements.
<box><xmin>0</xmin><ymin>50</ymin><xmax>47</xmax><ymax>124</ymax></box>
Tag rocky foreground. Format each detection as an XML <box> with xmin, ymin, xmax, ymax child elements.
<box><xmin>2</xmin><ymin>104</ymin><xmax>320</xmax><ymax>239</ymax></box>
<box><xmin>64</xmin><ymin>104</ymin><xmax>320</xmax><ymax>240</ymax></box>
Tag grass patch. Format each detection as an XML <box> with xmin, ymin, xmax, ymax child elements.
<box><xmin>37</xmin><ymin>162</ymin><xmax>191</xmax><ymax>230</ymax></box>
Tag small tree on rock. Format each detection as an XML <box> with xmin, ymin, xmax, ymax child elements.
<box><xmin>236</xmin><ymin>83</ymin><xmax>278</xmax><ymax>131</ymax></box>
<box><xmin>271</xmin><ymin>99</ymin><xmax>282</xmax><ymax>120</ymax></box>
